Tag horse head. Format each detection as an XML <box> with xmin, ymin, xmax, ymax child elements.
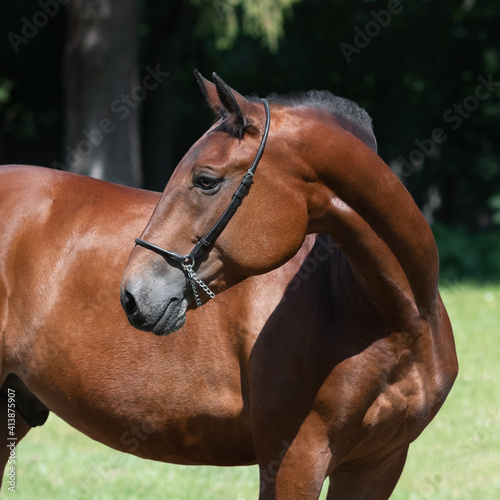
<box><xmin>121</xmin><ymin>72</ymin><xmax>312</xmax><ymax>335</ymax></box>
<box><xmin>122</xmin><ymin>70</ymin><xmax>439</xmax><ymax>338</ymax></box>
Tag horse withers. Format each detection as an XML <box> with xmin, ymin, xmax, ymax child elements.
<box><xmin>121</xmin><ymin>71</ymin><xmax>458</xmax><ymax>499</ymax></box>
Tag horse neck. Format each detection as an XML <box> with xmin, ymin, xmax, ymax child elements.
<box><xmin>303</xmin><ymin>120</ymin><xmax>439</xmax><ymax>329</ymax></box>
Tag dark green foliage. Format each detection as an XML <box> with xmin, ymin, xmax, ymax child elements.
<box><xmin>0</xmin><ymin>0</ymin><xmax>65</xmax><ymax>165</ymax></box>
<box><xmin>433</xmin><ymin>224</ymin><xmax>500</xmax><ymax>283</ymax></box>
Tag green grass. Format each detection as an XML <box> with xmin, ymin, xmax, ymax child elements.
<box><xmin>3</xmin><ymin>285</ymin><xmax>499</xmax><ymax>499</ymax></box>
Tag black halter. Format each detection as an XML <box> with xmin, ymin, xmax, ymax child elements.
<box><xmin>134</xmin><ymin>98</ymin><xmax>271</xmax><ymax>305</ymax></box>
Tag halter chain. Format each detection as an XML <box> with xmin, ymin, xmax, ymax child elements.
<box><xmin>182</xmin><ymin>261</ymin><xmax>215</xmax><ymax>307</ymax></box>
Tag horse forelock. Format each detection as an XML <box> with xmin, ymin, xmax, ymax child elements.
<box><xmin>214</xmin><ymin>114</ymin><xmax>246</xmax><ymax>139</ymax></box>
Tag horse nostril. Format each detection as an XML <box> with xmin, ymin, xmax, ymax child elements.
<box><xmin>121</xmin><ymin>287</ymin><xmax>151</xmax><ymax>331</ymax></box>
<box><xmin>122</xmin><ymin>289</ymin><xmax>138</xmax><ymax>318</ymax></box>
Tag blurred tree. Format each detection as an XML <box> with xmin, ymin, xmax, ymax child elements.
<box><xmin>191</xmin><ymin>0</ymin><xmax>299</xmax><ymax>51</ymax></box>
<box><xmin>62</xmin><ymin>0</ymin><xmax>142</xmax><ymax>186</ymax></box>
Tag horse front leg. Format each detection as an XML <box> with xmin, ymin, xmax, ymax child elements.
<box><xmin>326</xmin><ymin>446</ymin><xmax>409</xmax><ymax>500</ymax></box>
<box><xmin>255</xmin><ymin>418</ymin><xmax>332</xmax><ymax>500</ymax></box>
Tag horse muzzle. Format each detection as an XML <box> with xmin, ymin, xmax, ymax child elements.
<box><xmin>120</xmin><ymin>267</ymin><xmax>189</xmax><ymax>336</ymax></box>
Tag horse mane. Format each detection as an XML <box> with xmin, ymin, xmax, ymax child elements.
<box><xmin>255</xmin><ymin>90</ymin><xmax>377</xmax><ymax>153</ymax></box>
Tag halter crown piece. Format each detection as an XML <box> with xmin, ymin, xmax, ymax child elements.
<box><xmin>135</xmin><ymin>98</ymin><xmax>271</xmax><ymax>307</ymax></box>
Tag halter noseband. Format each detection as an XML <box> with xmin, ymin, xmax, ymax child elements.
<box><xmin>135</xmin><ymin>98</ymin><xmax>271</xmax><ymax>307</ymax></box>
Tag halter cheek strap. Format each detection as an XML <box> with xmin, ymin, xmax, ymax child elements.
<box><xmin>135</xmin><ymin>98</ymin><xmax>271</xmax><ymax>307</ymax></box>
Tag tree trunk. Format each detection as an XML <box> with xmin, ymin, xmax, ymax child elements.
<box><xmin>61</xmin><ymin>0</ymin><xmax>142</xmax><ymax>187</ymax></box>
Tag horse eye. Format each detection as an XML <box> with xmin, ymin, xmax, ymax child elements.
<box><xmin>195</xmin><ymin>175</ymin><xmax>221</xmax><ymax>192</ymax></box>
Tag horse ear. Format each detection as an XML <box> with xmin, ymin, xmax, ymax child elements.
<box><xmin>212</xmin><ymin>73</ymin><xmax>247</xmax><ymax>133</ymax></box>
<box><xmin>194</xmin><ymin>69</ymin><xmax>225</xmax><ymax>118</ymax></box>
<box><xmin>193</xmin><ymin>70</ymin><xmax>260</xmax><ymax>138</ymax></box>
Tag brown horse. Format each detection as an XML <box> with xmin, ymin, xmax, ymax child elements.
<box><xmin>121</xmin><ymin>72</ymin><xmax>458</xmax><ymax>498</ymax></box>
<box><xmin>0</xmin><ymin>72</ymin><xmax>457</xmax><ymax>499</ymax></box>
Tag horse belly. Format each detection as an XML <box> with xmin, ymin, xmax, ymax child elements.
<box><xmin>29</xmin><ymin>368</ymin><xmax>256</xmax><ymax>466</ymax></box>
